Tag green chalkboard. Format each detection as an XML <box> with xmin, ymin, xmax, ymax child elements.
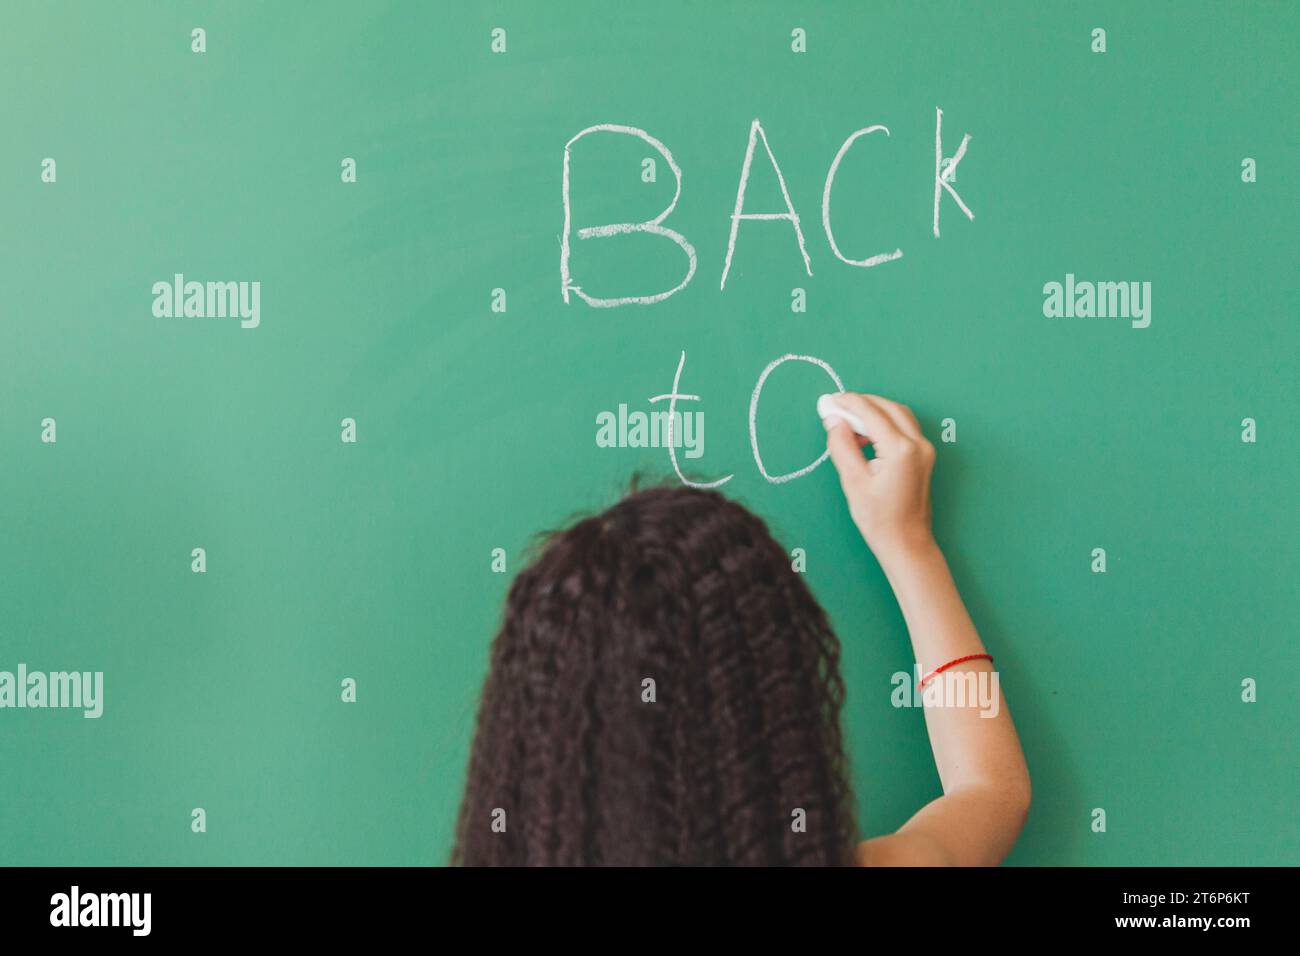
<box><xmin>1</xmin><ymin>1</ymin><xmax>1295</xmax><ymax>866</ymax></box>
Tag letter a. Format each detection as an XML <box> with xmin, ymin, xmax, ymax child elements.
<box><xmin>721</xmin><ymin>120</ymin><xmax>812</xmax><ymax>289</ymax></box>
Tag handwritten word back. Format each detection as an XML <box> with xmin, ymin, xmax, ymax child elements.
<box><xmin>561</xmin><ymin>108</ymin><xmax>974</xmax><ymax>306</ymax></box>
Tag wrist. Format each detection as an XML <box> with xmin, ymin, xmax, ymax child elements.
<box><xmin>874</xmin><ymin>533</ymin><xmax>943</xmax><ymax>580</ymax></box>
<box><xmin>876</xmin><ymin>537</ymin><xmax>953</xmax><ymax>623</ymax></box>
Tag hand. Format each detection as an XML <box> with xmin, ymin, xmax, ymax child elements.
<box><xmin>823</xmin><ymin>392</ymin><xmax>937</xmax><ymax>568</ymax></box>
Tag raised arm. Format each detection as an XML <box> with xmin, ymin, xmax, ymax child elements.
<box><xmin>822</xmin><ymin>392</ymin><xmax>1031</xmax><ymax>867</ymax></box>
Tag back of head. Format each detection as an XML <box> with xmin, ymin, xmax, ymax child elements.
<box><xmin>453</xmin><ymin>484</ymin><xmax>857</xmax><ymax>865</ymax></box>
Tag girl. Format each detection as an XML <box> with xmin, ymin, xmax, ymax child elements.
<box><xmin>453</xmin><ymin>392</ymin><xmax>1031</xmax><ymax>865</ymax></box>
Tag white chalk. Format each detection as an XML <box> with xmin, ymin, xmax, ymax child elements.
<box><xmin>817</xmin><ymin>393</ymin><xmax>870</xmax><ymax>438</ymax></box>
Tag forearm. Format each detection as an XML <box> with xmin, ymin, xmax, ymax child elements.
<box><xmin>880</xmin><ymin>541</ymin><xmax>1030</xmax><ymax>803</ymax></box>
<box><xmin>824</xmin><ymin>391</ymin><xmax>1031</xmax><ymax>864</ymax></box>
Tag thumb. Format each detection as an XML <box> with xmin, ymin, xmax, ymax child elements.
<box><xmin>825</xmin><ymin>420</ymin><xmax>871</xmax><ymax>485</ymax></box>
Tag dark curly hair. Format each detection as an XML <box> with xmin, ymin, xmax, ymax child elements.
<box><xmin>452</xmin><ymin>484</ymin><xmax>858</xmax><ymax>865</ymax></box>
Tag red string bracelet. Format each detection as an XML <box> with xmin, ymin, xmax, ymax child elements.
<box><xmin>917</xmin><ymin>653</ymin><xmax>994</xmax><ymax>691</ymax></box>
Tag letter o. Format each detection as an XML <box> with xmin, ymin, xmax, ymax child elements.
<box><xmin>749</xmin><ymin>354</ymin><xmax>845</xmax><ymax>484</ymax></box>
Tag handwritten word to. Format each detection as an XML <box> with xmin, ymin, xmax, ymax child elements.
<box><xmin>653</xmin><ymin>351</ymin><xmax>843</xmax><ymax>488</ymax></box>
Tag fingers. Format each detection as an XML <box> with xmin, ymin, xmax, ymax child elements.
<box><xmin>827</xmin><ymin>392</ymin><xmax>934</xmax><ymax>476</ymax></box>
<box><xmin>826</xmin><ymin>419</ymin><xmax>872</xmax><ymax>484</ymax></box>
<box><xmin>868</xmin><ymin>395</ymin><xmax>924</xmax><ymax>441</ymax></box>
<box><xmin>825</xmin><ymin>392</ymin><xmax>906</xmax><ymax>450</ymax></box>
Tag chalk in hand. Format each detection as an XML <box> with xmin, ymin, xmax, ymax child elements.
<box><xmin>817</xmin><ymin>393</ymin><xmax>871</xmax><ymax>438</ymax></box>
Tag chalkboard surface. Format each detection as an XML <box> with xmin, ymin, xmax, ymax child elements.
<box><xmin>1</xmin><ymin>1</ymin><xmax>1295</xmax><ymax>866</ymax></box>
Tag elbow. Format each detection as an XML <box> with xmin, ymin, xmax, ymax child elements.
<box><xmin>983</xmin><ymin>781</ymin><xmax>1032</xmax><ymax>867</ymax></box>
<box><xmin>956</xmin><ymin>769</ymin><xmax>1032</xmax><ymax>830</ymax></box>
<box><xmin>978</xmin><ymin>771</ymin><xmax>1032</xmax><ymax>851</ymax></box>
<box><xmin>1007</xmin><ymin>774</ymin><xmax>1032</xmax><ymax>838</ymax></box>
